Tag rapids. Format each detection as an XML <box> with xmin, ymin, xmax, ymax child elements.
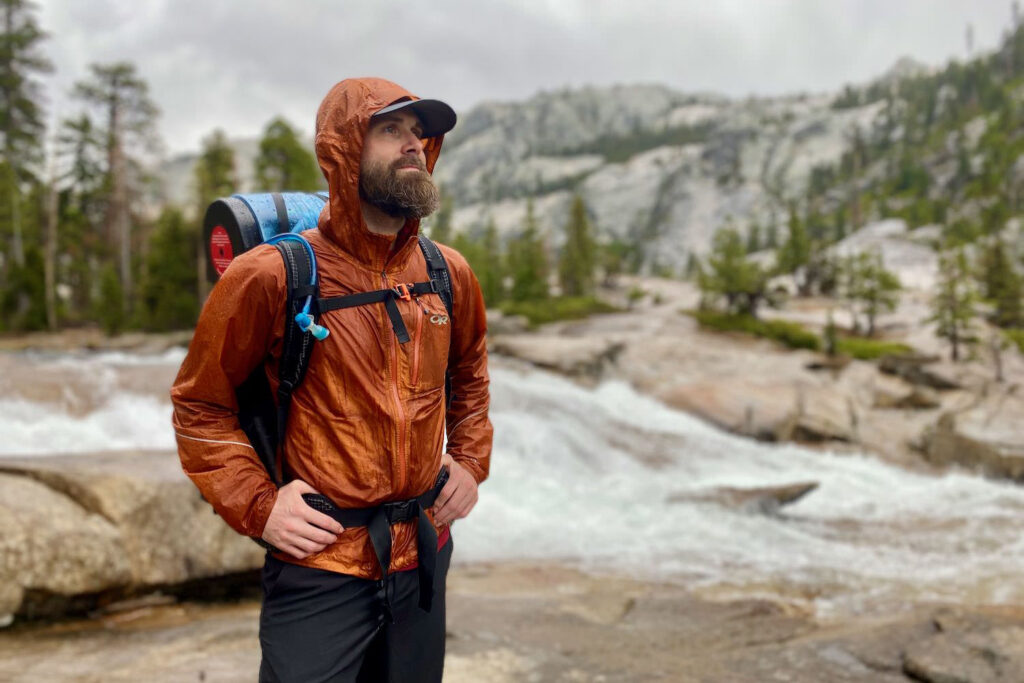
<box><xmin>2</xmin><ymin>349</ymin><xmax>1021</xmax><ymax>617</ymax></box>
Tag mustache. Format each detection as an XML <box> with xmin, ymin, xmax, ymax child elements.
<box><xmin>391</xmin><ymin>156</ymin><xmax>427</xmax><ymax>173</ymax></box>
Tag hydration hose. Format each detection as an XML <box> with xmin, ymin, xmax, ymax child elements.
<box><xmin>265</xmin><ymin>233</ymin><xmax>330</xmax><ymax>341</ymax></box>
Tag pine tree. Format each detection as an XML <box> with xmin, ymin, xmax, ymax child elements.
<box><xmin>56</xmin><ymin>113</ymin><xmax>105</xmax><ymax>321</ymax></box>
<box><xmin>699</xmin><ymin>227</ymin><xmax>769</xmax><ymax>317</ymax></box>
<box><xmin>841</xmin><ymin>251</ymin><xmax>902</xmax><ymax>337</ymax></box>
<box><xmin>507</xmin><ymin>200</ymin><xmax>549</xmax><ymax>301</ymax></box>
<box><xmin>930</xmin><ymin>248</ymin><xmax>978</xmax><ymax>362</ymax></box>
<box><xmin>558</xmin><ymin>195</ymin><xmax>596</xmax><ymax>297</ymax></box>
<box><xmin>0</xmin><ymin>0</ymin><xmax>51</xmax><ymax>269</ymax></box>
<box><xmin>428</xmin><ymin>192</ymin><xmax>453</xmax><ymax>244</ymax></box>
<box><xmin>255</xmin><ymin>117</ymin><xmax>320</xmax><ymax>191</ymax></box>
<box><xmin>746</xmin><ymin>220</ymin><xmax>762</xmax><ymax>253</ymax></box>
<box><xmin>139</xmin><ymin>207</ymin><xmax>200</xmax><ymax>331</ymax></box>
<box><xmin>194</xmin><ymin>128</ymin><xmax>237</xmax><ymax>301</ymax></box>
<box><xmin>979</xmin><ymin>237</ymin><xmax>1024</xmax><ymax>328</ymax></box>
<box><xmin>777</xmin><ymin>203</ymin><xmax>810</xmax><ymax>292</ymax></box>
<box><xmin>72</xmin><ymin>61</ymin><xmax>160</xmax><ymax>319</ymax></box>
<box><xmin>478</xmin><ymin>217</ymin><xmax>504</xmax><ymax>305</ymax></box>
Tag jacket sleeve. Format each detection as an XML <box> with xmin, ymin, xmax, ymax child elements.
<box><xmin>441</xmin><ymin>246</ymin><xmax>493</xmax><ymax>484</ymax></box>
<box><xmin>170</xmin><ymin>248</ymin><xmax>287</xmax><ymax>537</ymax></box>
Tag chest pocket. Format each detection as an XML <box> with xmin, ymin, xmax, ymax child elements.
<box><xmin>407</xmin><ymin>293</ymin><xmax>451</xmax><ymax>392</ymax></box>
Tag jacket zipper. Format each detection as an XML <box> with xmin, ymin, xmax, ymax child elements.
<box><xmin>411</xmin><ymin>299</ymin><xmax>427</xmax><ymax>386</ymax></box>
<box><xmin>382</xmin><ymin>270</ymin><xmax>409</xmax><ymax>494</ymax></box>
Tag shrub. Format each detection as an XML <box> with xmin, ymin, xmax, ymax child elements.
<box><xmin>499</xmin><ymin>296</ymin><xmax>619</xmax><ymax>328</ymax></box>
<box><xmin>1005</xmin><ymin>329</ymin><xmax>1024</xmax><ymax>353</ymax></box>
<box><xmin>686</xmin><ymin>310</ymin><xmax>821</xmax><ymax>351</ymax></box>
<box><xmin>835</xmin><ymin>337</ymin><xmax>912</xmax><ymax>360</ymax></box>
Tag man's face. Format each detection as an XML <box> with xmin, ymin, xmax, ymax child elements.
<box><xmin>359</xmin><ymin>109</ymin><xmax>440</xmax><ymax>219</ymax></box>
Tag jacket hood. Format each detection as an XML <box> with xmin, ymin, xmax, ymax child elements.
<box><xmin>314</xmin><ymin>77</ymin><xmax>445</xmax><ymax>269</ymax></box>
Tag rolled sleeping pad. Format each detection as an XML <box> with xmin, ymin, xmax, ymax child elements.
<box><xmin>203</xmin><ymin>191</ymin><xmax>329</xmax><ymax>282</ymax></box>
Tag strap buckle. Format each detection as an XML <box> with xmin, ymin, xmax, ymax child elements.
<box><xmin>392</xmin><ymin>283</ymin><xmax>412</xmax><ymax>301</ymax></box>
<box><xmin>383</xmin><ymin>498</ymin><xmax>418</xmax><ymax>524</ymax></box>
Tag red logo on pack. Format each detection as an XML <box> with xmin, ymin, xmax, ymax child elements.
<box><xmin>210</xmin><ymin>226</ymin><xmax>234</xmax><ymax>275</ymax></box>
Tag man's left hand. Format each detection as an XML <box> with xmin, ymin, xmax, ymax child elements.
<box><xmin>432</xmin><ymin>453</ymin><xmax>478</xmax><ymax>525</ymax></box>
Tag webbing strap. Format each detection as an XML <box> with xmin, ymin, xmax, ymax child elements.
<box><xmin>316</xmin><ymin>281</ymin><xmax>437</xmax><ymax>344</ymax></box>
<box><xmin>302</xmin><ymin>468</ymin><xmax>448</xmax><ymax>619</ymax></box>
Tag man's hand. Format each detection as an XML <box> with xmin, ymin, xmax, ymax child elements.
<box><xmin>262</xmin><ymin>480</ymin><xmax>345</xmax><ymax>559</ymax></box>
<box><xmin>431</xmin><ymin>453</ymin><xmax>478</xmax><ymax>525</ymax></box>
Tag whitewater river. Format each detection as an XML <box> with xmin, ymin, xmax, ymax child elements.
<box><xmin>2</xmin><ymin>348</ymin><xmax>1022</xmax><ymax>618</ymax></box>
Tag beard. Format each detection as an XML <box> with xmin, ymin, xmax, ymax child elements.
<box><xmin>359</xmin><ymin>156</ymin><xmax>440</xmax><ymax>219</ymax></box>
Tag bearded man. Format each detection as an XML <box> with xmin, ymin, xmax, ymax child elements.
<box><xmin>170</xmin><ymin>78</ymin><xmax>492</xmax><ymax>682</ymax></box>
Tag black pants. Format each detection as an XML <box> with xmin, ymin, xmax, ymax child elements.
<box><xmin>258</xmin><ymin>538</ymin><xmax>451</xmax><ymax>683</ymax></box>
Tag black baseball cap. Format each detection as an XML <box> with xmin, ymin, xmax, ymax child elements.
<box><xmin>372</xmin><ymin>97</ymin><xmax>457</xmax><ymax>138</ymax></box>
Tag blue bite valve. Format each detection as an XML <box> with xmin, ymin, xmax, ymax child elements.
<box><xmin>294</xmin><ymin>312</ymin><xmax>330</xmax><ymax>340</ymax></box>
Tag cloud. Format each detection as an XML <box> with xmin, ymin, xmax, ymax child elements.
<box><xmin>35</xmin><ymin>0</ymin><xmax>1014</xmax><ymax>154</ymax></box>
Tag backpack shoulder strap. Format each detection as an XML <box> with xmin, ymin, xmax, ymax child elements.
<box><xmin>271</xmin><ymin>238</ymin><xmax>318</xmax><ymax>483</ymax></box>
<box><xmin>417</xmin><ymin>235</ymin><xmax>453</xmax><ymax>318</ymax></box>
<box><xmin>417</xmin><ymin>235</ymin><xmax>457</xmax><ymax>409</ymax></box>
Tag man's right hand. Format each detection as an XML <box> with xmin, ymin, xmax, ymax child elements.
<box><xmin>261</xmin><ymin>480</ymin><xmax>345</xmax><ymax>559</ymax></box>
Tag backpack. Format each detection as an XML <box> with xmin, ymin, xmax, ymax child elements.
<box><xmin>203</xmin><ymin>191</ymin><xmax>454</xmax><ymax>486</ymax></box>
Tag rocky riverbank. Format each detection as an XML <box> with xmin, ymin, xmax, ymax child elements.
<box><xmin>490</xmin><ymin>275</ymin><xmax>1024</xmax><ymax>481</ymax></box>
<box><xmin>1</xmin><ymin>561</ymin><xmax>1022</xmax><ymax>682</ymax></box>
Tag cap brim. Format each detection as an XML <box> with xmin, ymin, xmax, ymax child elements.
<box><xmin>372</xmin><ymin>98</ymin><xmax>457</xmax><ymax>138</ymax></box>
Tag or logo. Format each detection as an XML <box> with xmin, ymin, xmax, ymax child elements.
<box><xmin>430</xmin><ymin>314</ymin><xmax>449</xmax><ymax>326</ymax></box>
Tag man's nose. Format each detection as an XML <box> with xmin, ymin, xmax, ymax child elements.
<box><xmin>401</xmin><ymin>131</ymin><xmax>424</xmax><ymax>156</ymax></box>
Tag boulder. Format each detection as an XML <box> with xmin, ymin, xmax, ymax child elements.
<box><xmin>0</xmin><ymin>450</ymin><xmax>263</xmax><ymax>624</ymax></box>
<box><xmin>874</xmin><ymin>385</ymin><xmax>941</xmax><ymax>410</ymax></box>
<box><xmin>668</xmin><ymin>481</ymin><xmax>818</xmax><ymax>514</ymax></box>
<box><xmin>901</xmin><ymin>609</ymin><xmax>1024</xmax><ymax>683</ymax></box>
<box><xmin>776</xmin><ymin>385</ymin><xmax>856</xmax><ymax>443</ymax></box>
<box><xmin>924</xmin><ymin>391</ymin><xmax>1024</xmax><ymax>481</ymax></box>
<box><xmin>489</xmin><ymin>335</ymin><xmax>624</xmax><ymax>380</ymax></box>
<box><xmin>879</xmin><ymin>354</ymin><xmax>962</xmax><ymax>390</ymax></box>
<box><xmin>659</xmin><ymin>380</ymin><xmax>796</xmax><ymax>441</ymax></box>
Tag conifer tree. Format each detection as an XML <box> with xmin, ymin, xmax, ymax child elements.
<box><xmin>746</xmin><ymin>220</ymin><xmax>762</xmax><ymax>253</ymax></box>
<box><xmin>56</xmin><ymin>113</ymin><xmax>105</xmax><ymax>320</ymax></box>
<box><xmin>428</xmin><ymin>193</ymin><xmax>453</xmax><ymax>244</ymax></box>
<box><xmin>255</xmin><ymin>117</ymin><xmax>320</xmax><ymax>191</ymax></box>
<box><xmin>194</xmin><ymin>129</ymin><xmax>237</xmax><ymax>301</ymax></box>
<box><xmin>698</xmin><ymin>227</ymin><xmax>769</xmax><ymax>317</ymax></box>
<box><xmin>507</xmin><ymin>199</ymin><xmax>549</xmax><ymax>301</ymax></box>
<box><xmin>777</xmin><ymin>203</ymin><xmax>810</xmax><ymax>289</ymax></box>
<box><xmin>139</xmin><ymin>207</ymin><xmax>199</xmax><ymax>331</ymax></box>
<box><xmin>841</xmin><ymin>251</ymin><xmax>902</xmax><ymax>337</ymax></box>
<box><xmin>930</xmin><ymin>248</ymin><xmax>978</xmax><ymax>362</ymax></box>
<box><xmin>0</xmin><ymin>0</ymin><xmax>51</xmax><ymax>269</ymax></box>
<box><xmin>979</xmin><ymin>237</ymin><xmax>1024</xmax><ymax>328</ymax></box>
<box><xmin>478</xmin><ymin>217</ymin><xmax>504</xmax><ymax>305</ymax></box>
<box><xmin>558</xmin><ymin>195</ymin><xmax>596</xmax><ymax>297</ymax></box>
<box><xmin>72</xmin><ymin>61</ymin><xmax>160</xmax><ymax>318</ymax></box>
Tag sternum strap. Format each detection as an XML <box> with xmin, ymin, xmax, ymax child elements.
<box><xmin>318</xmin><ymin>281</ymin><xmax>437</xmax><ymax>344</ymax></box>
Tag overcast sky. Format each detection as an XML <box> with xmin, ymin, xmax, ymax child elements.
<box><xmin>35</xmin><ymin>0</ymin><xmax>1017</xmax><ymax>156</ymax></box>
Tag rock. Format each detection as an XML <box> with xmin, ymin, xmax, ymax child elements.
<box><xmin>489</xmin><ymin>335</ymin><xmax>624</xmax><ymax>380</ymax></box>
<box><xmin>0</xmin><ymin>451</ymin><xmax>263</xmax><ymax>623</ymax></box>
<box><xmin>879</xmin><ymin>354</ymin><xmax>962</xmax><ymax>390</ymax></box>
<box><xmin>924</xmin><ymin>391</ymin><xmax>1024</xmax><ymax>481</ymax></box>
<box><xmin>901</xmin><ymin>609</ymin><xmax>1024</xmax><ymax>683</ymax></box>
<box><xmin>777</xmin><ymin>385</ymin><xmax>856</xmax><ymax>443</ymax></box>
<box><xmin>668</xmin><ymin>481</ymin><xmax>818</xmax><ymax>514</ymax></box>
<box><xmin>659</xmin><ymin>380</ymin><xmax>796</xmax><ymax>441</ymax></box>
<box><xmin>874</xmin><ymin>386</ymin><xmax>941</xmax><ymax>410</ymax></box>
<box><xmin>485</xmin><ymin>309</ymin><xmax>529</xmax><ymax>335</ymax></box>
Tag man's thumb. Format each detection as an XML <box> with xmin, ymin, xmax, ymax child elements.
<box><xmin>289</xmin><ymin>479</ymin><xmax>318</xmax><ymax>496</ymax></box>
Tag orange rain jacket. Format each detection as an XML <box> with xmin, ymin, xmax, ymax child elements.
<box><xmin>170</xmin><ymin>78</ymin><xmax>492</xmax><ymax>579</ymax></box>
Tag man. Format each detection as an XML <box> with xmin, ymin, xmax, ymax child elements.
<box><xmin>170</xmin><ymin>78</ymin><xmax>492</xmax><ymax>682</ymax></box>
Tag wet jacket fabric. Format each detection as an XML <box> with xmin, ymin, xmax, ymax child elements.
<box><xmin>170</xmin><ymin>78</ymin><xmax>492</xmax><ymax>579</ymax></box>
